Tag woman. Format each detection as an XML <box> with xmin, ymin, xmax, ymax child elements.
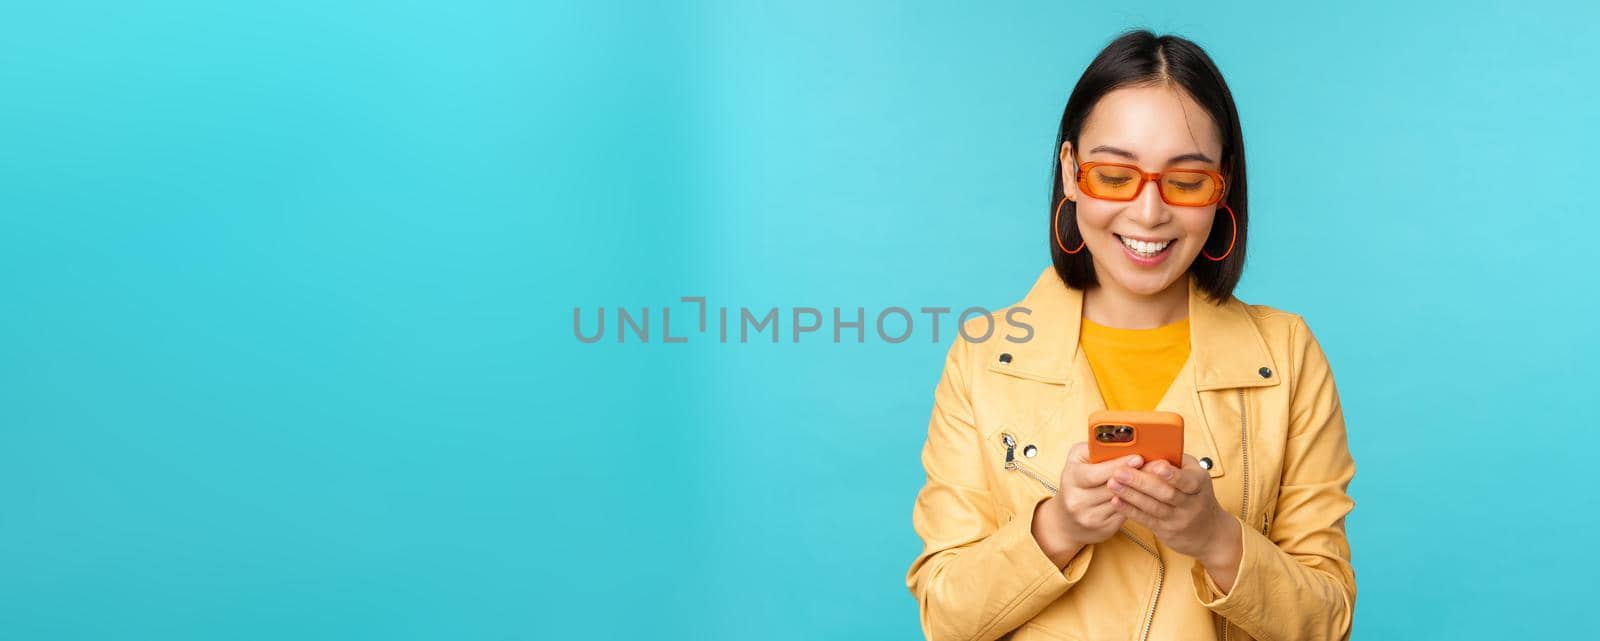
<box><xmin>904</xmin><ymin>31</ymin><xmax>1356</xmax><ymax>641</ymax></box>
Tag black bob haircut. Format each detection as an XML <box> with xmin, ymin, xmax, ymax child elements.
<box><xmin>1049</xmin><ymin>30</ymin><xmax>1247</xmax><ymax>304</ymax></box>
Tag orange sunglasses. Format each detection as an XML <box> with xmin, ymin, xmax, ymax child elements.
<box><xmin>1075</xmin><ymin>160</ymin><xmax>1227</xmax><ymax>207</ymax></box>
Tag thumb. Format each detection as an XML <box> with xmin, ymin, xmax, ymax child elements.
<box><xmin>1080</xmin><ymin>453</ymin><xmax>1144</xmax><ymax>486</ymax></box>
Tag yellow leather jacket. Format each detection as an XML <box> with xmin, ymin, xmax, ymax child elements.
<box><xmin>905</xmin><ymin>267</ymin><xmax>1356</xmax><ymax>641</ymax></box>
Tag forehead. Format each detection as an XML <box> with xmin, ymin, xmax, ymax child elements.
<box><xmin>1079</xmin><ymin>85</ymin><xmax>1223</xmax><ymax>161</ymax></box>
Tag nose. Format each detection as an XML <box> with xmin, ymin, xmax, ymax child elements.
<box><xmin>1130</xmin><ymin>177</ymin><xmax>1168</xmax><ymax>227</ymax></box>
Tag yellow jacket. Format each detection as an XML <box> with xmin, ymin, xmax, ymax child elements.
<box><xmin>905</xmin><ymin>267</ymin><xmax>1356</xmax><ymax>641</ymax></box>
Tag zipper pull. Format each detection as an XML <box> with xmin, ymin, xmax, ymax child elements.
<box><xmin>1002</xmin><ymin>433</ymin><xmax>1017</xmax><ymax>466</ymax></box>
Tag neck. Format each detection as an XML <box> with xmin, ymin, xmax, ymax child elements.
<box><xmin>1082</xmin><ymin>274</ymin><xmax>1189</xmax><ymax>329</ymax></box>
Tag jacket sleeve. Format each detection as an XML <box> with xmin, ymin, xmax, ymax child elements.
<box><xmin>1189</xmin><ymin>316</ymin><xmax>1358</xmax><ymax>641</ymax></box>
<box><xmin>905</xmin><ymin>335</ymin><xmax>1094</xmax><ymax>641</ymax></box>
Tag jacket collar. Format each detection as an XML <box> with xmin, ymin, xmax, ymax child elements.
<box><xmin>1004</xmin><ymin>267</ymin><xmax>1280</xmax><ymax>391</ymax></box>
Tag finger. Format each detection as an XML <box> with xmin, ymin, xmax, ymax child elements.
<box><xmin>1142</xmin><ymin>458</ymin><xmax>1180</xmax><ymax>483</ymax></box>
<box><xmin>1109</xmin><ymin>466</ymin><xmax>1180</xmax><ymax>505</ymax></box>
<box><xmin>1110</xmin><ymin>495</ymin><xmax>1160</xmax><ymax>528</ymax></box>
<box><xmin>1077</xmin><ymin>454</ymin><xmax>1145</xmax><ymax>487</ymax></box>
<box><xmin>1172</xmin><ymin>455</ymin><xmax>1208</xmax><ymax>494</ymax></box>
<box><xmin>1144</xmin><ymin>458</ymin><xmax>1205</xmax><ymax>495</ymax></box>
<box><xmin>1062</xmin><ymin>486</ymin><xmax>1117</xmax><ymax>512</ymax></box>
<box><xmin>1065</xmin><ymin>443</ymin><xmax>1090</xmax><ymax>487</ymax></box>
<box><xmin>1079</xmin><ymin>499</ymin><xmax>1117</xmax><ymax>523</ymax></box>
<box><xmin>1088</xmin><ymin>502</ymin><xmax>1124</xmax><ymax>528</ymax></box>
<box><xmin>1108</xmin><ymin>477</ymin><xmax>1173</xmax><ymax>519</ymax></box>
<box><xmin>1078</xmin><ymin>486</ymin><xmax>1117</xmax><ymax>504</ymax></box>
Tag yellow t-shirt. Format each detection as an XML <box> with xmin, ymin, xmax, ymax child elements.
<box><xmin>1079</xmin><ymin>315</ymin><xmax>1191</xmax><ymax>411</ymax></box>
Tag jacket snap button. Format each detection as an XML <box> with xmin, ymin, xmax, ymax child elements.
<box><xmin>1258</xmin><ymin>366</ymin><xmax>1271</xmax><ymax>378</ymax></box>
<box><xmin>1023</xmin><ymin>444</ymin><xmax>1037</xmax><ymax>458</ymax></box>
<box><xmin>1199</xmin><ymin>457</ymin><xmax>1214</xmax><ymax>470</ymax></box>
<box><xmin>999</xmin><ymin>353</ymin><xmax>1012</xmax><ymax>364</ymax></box>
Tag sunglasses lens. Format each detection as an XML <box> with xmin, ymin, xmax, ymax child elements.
<box><xmin>1160</xmin><ymin>171</ymin><xmax>1222</xmax><ymax>206</ymax></box>
<box><xmin>1083</xmin><ymin>165</ymin><xmax>1141</xmax><ymax>200</ymax></box>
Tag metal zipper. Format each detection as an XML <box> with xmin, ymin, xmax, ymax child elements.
<box><xmin>1002</xmin><ymin>432</ymin><xmax>1059</xmax><ymax>493</ymax></box>
<box><xmin>998</xmin><ymin>432</ymin><xmax>1162</xmax><ymax>641</ymax></box>
<box><xmin>1221</xmin><ymin>389</ymin><xmax>1252</xmax><ymax>641</ymax></box>
<box><xmin>1237</xmin><ymin>389</ymin><xmax>1250</xmax><ymax>525</ymax></box>
<box><xmin>1118</xmin><ymin>530</ymin><xmax>1165</xmax><ymax>641</ymax></box>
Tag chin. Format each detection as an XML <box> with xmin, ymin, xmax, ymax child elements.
<box><xmin>1118</xmin><ymin>275</ymin><xmax>1175</xmax><ymax>295</ymax></box>
<box><xmin>1102</xmin><ymin>265</ymin><xmax>1184</xmax><ymax>296</ymax></box>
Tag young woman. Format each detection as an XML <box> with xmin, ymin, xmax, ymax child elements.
<box><xmin>905</xmin><ymin>31</ymin><xmax>1356</xmax><ymax>641</ymax></box>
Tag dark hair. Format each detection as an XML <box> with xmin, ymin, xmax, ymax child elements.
<box><xmin>1049</xmin><ymin>30</ymin><xmax>1247</xmax><ymax>303</ymax></box>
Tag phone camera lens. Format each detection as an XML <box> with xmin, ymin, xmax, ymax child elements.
<box><xmin>1114</xmin><ymin>425</ymin><xmax>1133</xmax><ymax>437</ymax></box>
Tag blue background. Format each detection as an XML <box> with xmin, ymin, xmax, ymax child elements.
<box><xmin>3</xmin><ymin>1</ymin><xmax>1596</xmax><ymax>638</ymax></box>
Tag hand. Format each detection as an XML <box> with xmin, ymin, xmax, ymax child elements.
<box><xmin>1106</xmin><ymin>454</ymin><xmax>1242</xmax><ymax>575</ymax></box>
<box><xmin>1033</xmin><ymin>442</ymin><xmax>1145</xmax><ymax>565</ymax></box>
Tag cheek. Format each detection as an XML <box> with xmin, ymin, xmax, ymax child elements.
<box><xmin>1074</xmin><ymin>202</ymin><xmax>1117</xmax><ymax>232</ymax></box>
<box><xmin>1178</xmin><ymin>210</ymin><xmax>1216</xmax><ymax>240</ymax></box>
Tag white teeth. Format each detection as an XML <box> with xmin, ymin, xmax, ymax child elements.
<box><xmin>1119</xmin><ymin>235</ymin><xmax>1172</xmax><ymax>255</ymax></box>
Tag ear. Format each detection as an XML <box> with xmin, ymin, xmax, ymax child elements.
<box><xmin>1059</xmin><ymin>141</ymin><xmax>1078</xmax><ymax>202</ymax></box>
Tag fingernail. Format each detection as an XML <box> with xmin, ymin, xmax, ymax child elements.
<box><xmin>1127</xmin><ymin>456</ymin><xmax>1143</xmax><ymax>467</ymax></box>
<box><xmin>1114</xmin><ymin>469</ymin><xmax>1132</xmax><ymax>483</ymax></box>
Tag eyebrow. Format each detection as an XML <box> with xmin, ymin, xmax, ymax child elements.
<box><xmin>1088</xmin><ymin>145</ymin><xmax>1214</xmax><ymax>165</ymax></box>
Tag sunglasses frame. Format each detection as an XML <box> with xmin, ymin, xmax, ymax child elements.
<box><xmin>1074</xmin><ymin>160</ymin><xmax>1228</xmax><ymax>207</ymax></box>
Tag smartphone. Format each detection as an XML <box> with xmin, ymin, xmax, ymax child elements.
<box><xmin>1086</xmin><ymin>409</ymin><xmax>1184</xmax><ymax>467</ymax></box>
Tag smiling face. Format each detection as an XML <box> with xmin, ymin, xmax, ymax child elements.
<box><xmin>1059</xmin><ymin>84</ymin><xmax>1227</xmax><ymax>298</ymax></box>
